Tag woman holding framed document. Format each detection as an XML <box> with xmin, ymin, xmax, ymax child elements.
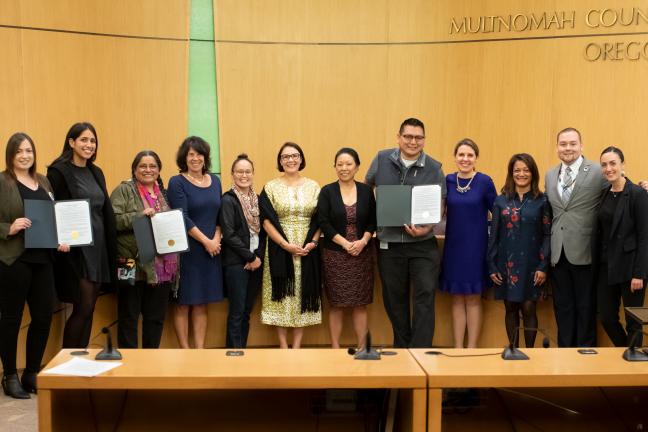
<box><xmin>47</xmin><ymin>122</ymin><xmax>117</xmax><ymax>350</ymax></box>
<box><xmin>167</xmin><ymin>137</ymin><xmax>224</xmax><ymax>349</ymax></box>
<box><xmin>0</xmin><ymin>133</ymin><xmax>68</xmax><ymax>398</ymax></box>
<box><xmin>110</xmin><ymin>150</ymin><xmax>178</xmax><ymax>348</ymax></box>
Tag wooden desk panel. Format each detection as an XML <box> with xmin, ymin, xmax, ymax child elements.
<box><xmin>39</xmin><ymin>349</ymin><xmax>426</xmax><ymax>431</ymax></box>
<box><xmin>410</xmin><ymin>348</ymin><xmax>648</xmax><ymax>388</ymax></box>
<box><xmin>410</xmin><ymin>348</ymin><xmax>648</xmax><ymax>431</ymax></box>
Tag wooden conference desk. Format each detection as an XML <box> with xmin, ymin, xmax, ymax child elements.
<box><xmin>38</xmin><ymin>349</ymin><xmax>427</xmax><ymax>431</ymax></box>
<box><xmin>410</xmin><ymin>348</ymin><xmax>648</xmax><ymax>431</ymax></box>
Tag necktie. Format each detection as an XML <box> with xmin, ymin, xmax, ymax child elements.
<box><xmin>562</xmin><ymin>166</ymin><xmax>574</xmax><ymax>204</ymax></box>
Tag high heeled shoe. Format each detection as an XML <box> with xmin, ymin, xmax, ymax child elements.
<box><xmin>21</xmin><ymin>371</ymin><xmax>38</xmax><ymax>394</ymax></box>
<box><xmin>2</xmin><ymin>374</ymin><xmax>30</xmax><ymax>399</ymax></box>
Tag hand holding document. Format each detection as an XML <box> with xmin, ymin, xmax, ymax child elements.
<box><xmin>24</xmin><ymin>199</ymin><xmax>93</xmax><ymax>248</ymax></box>
<box><xmin>376</xmin><ymin>184</ymin><xmax>441</xmax><ymax>226</ymax></box>
<box><xmin>42</xmin><ymin>357</ymin><xmax>122</xmax><ymax>377</ymax></box>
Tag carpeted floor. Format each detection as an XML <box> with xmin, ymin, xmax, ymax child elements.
<box><xmin>0</xmin><ymin>395</ymin><xmax>38</xmax><ymax>432</ymax></box>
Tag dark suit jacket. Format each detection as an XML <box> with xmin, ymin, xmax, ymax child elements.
<box><xmin>47</xmin><ymin>161</ymin><xmax>118</xmax><ymax>302</ymax></box>
<box><xmin>592</xmin><ymin>178</ymin><xmax>648</xmax><ymax>285</ymax></box>
<box><xmin>317</xmin><ymin>181</ymin><xmax>376</xmax><ymax>252</ymax></box>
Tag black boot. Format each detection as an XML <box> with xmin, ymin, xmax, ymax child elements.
<box><xmin>2</xmin><ymin>374</ymin><xmax>30</xmax><ymax>399</ymax></box>
<box><xmin>21</xmin><ymin>371</ymin><xmax>38</xmax><ymax>394</ymax></box>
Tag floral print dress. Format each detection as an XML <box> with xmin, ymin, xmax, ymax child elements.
<box><xmin>487</xmin><ymin>192</ymin><xmax>552</xmax><ymax>302</ymax></box>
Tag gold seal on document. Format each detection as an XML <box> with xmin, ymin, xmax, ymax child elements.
<box><xmin>168</xmin><ymin>239</ymin><xmax>175</xmax><ymax>247</ymax></box>
<box><xmin>71</xmin><ymin>231</ymin><xmax>79</xmax><ymax>240</ymax></box>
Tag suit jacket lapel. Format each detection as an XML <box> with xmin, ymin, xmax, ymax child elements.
<box><xmin>564</xmin><ymin>159</ymin><xmax>591</xmax><ymax>208</ymax></box>
<box><xmin>547</xmin><ymin>165</ymin><xmax>564</xmax><ymax>210</ymax></box>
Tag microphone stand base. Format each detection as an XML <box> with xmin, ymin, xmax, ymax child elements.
<box><xmin>95</xmin><ymin>349</ymin><xmax>123</xmax><ymax>361</ymax></box>
<box><xmin>501</xmin><ymin>346</ymin><xmax>529</xmax><ymax>360</ymax></box>
<box><xmin>354</xmin><ymin>348</ymin><xmax>381</xmax><ymax>360</ymax></box>
<box><xmin>622</xmin><ymin>348</ymin><xmax>648</xmax><ymax>362</ymax></box>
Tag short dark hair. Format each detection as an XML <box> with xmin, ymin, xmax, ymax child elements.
<box><xmin>600</xmin><ymin>146</ymin><xmax>624</xmax><ymax>163</ymax></box>
<box><xmin>176</xmin><ymin>136</ymin><xmax>211</xmax><ymax>174</ymax></box>
<box><xmin>276</xmin><ymin>142</ymin><xmax>306</xmax><ymax>172</ymax></box>
<box><xmin>231</xmin><ymin>153</ymin><xmax>255</xmax><ymax>173</ymax></box>
<box><xmin>454</xmin><ymin>138</ymin><xmax>479</xmax><ymax>158</ymax></box>
<box><xmin>501</xmin><ymin>153</ymin><xmax>542</xmax><ymax>199</ymax></box>
<box><xmin>399</xmin><ymin>118</ymin><xmax>425</xmax><ymax>135</ymax></box>
<box><xmin>5</xmin><ymin>132</ymin><xmax>37</xmax><ymax>180</ymax></box>
<box><xmin>556</xmin><ymin>127</ymin><xmax>582</xmax><ymax>143</ymax></box>
<box><xmin>334</xmin><ymin>147</ymin><xmax>360</xmax><ymax>166</ymax></box>
<box><xmin>51</xmin><ymin>122</ymin><xmax>98</xmax><ymax>166</ymax></box>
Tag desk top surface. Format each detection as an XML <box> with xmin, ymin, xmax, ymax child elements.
<box><xmin>410</xmin><ymin>348</ymin><xmax>648</xmax><ymax>388</ymax></box>
<box><xmin>38</xmin><ymin>348</ymin><xmax>426</xmax><ymax>390</ymax></box>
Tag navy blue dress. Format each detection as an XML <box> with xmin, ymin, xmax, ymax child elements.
<box><xmin>167</xmin><ymin>174</ymin><xmax>224</xmax><ymax>305</ymax></box>
<box><xmin>441</xmin><ymin>172</ymin><xmax>497</xmax><ymax>295</ymax></box>
<box><xmin>487</xmin><ymin>192</ymin><xmax>552</xmax><ymax>302</ymax></box>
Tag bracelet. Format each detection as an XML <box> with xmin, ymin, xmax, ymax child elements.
<box><xmin>311</xmin><ymin>240</ymin><xmax>318</xmax><ymax>247</ymax></box>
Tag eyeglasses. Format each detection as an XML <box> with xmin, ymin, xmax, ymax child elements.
<box><xmin>280</xmin><ymin>153</ymin><xmax>301</xmax><ymax>161</ymax></box>
<box><xmin>401</xmin><ymin>134</ymin><xmax>425</xmax><ymax>142</ymax></box>
<box><xmin>233</xmin><ymin>169</ymin><xmax>253</xmax><ymax>176</ymax></box>
<box><xmin>137</xmin><ymin>164</ymin><xmax>159</xmax><ymax>170</ymax></box>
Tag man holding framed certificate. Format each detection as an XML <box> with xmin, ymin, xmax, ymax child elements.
<box><xmin>365</xmin><ymin>118</ymin><xmax>446</xmax><ymax>348</ymax></box>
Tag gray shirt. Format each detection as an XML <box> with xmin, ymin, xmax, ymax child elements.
<box><xmin>365</xmin><ymin>148</ymin><xmax>446</xmax><ymax>243</ymax></box>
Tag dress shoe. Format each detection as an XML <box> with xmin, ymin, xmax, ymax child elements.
<box><xmin>2</xmin><ymin>374</ymin><xmax>30</xmax><ymax>399</ymax></box>
<box><xmin>21</xmin><ymin>371</ymin><xmax>38</xmax><ymax>394</ymax></box>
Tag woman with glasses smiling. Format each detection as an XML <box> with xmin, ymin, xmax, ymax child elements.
<box><xmin>220</xmin><ymin>154</ymin><xmax>265</xmax><ymax>348</ymax></box>
<box><xmin>110</xmin><ymin>150</ymin><xmax>178</xmax><ymax>348</ymax></box>
<box><xmin>259</xmin><ymin>142</ymin><xmax>321</xmax><ymax>348</ymax></box>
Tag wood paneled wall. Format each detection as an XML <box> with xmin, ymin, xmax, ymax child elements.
<box><xmin>1</xmin><ymin>0</ymin><xmax>190</xmax><ymax>371</ymax></box>
<box><xmin>214</xmin><ymin>0</ymin><xmax>648</xmax><ymax>348</ymax></box>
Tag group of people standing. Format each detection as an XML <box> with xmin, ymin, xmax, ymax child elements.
<box><xmin>1</xmin><ymin>118</ymin><xmax>646</xmax><ymax>400</ymax></box>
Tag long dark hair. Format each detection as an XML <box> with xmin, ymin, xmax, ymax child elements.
<box><xmin>131</xmin><ymin>150</ymin><xmax>168</xmax><ymax>202</ymax></box>
<box><xmin>50</xmin><ymin>122</ymin><xmax>98</xmax><ymax>166</ymax></box>
<box><xmin>501</xmin><ymin>153</ymin><xmax>542</xmax><ymax>199</ymax></box>
<box><xmin>5</xmin><ymin>132</ymin><xmax>37</xmax><ymax>180</ymax></box>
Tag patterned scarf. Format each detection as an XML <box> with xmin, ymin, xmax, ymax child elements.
<box><xmin>136</xmin><ymin>181</ymin><xmax>178</xmax><ymax>283</ymax></box>
<box><xmin>232</xmin><ymin>185</ymin><xmax>260</xmax><ymax>234</ymax></box>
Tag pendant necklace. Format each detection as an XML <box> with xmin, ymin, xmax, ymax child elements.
<box><xmin>456</xmin><ymin>173</ymin><xmax>475</xmax><ymax>193</ymax></box>
<box><xmin>512</xmin><ymin>195</ymin><xmax>528</xmax><ymax>213</ymax></box>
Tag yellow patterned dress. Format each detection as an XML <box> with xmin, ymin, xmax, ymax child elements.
<box><xmin>261</xmin><ymin>177</ymin><xmax>322</xmax><ymax>327</ymax></box>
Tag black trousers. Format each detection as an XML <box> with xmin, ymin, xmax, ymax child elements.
<box><xmin>117</xmin><ymin>281</ymin><xmax>170</xmax><ymax>348</ymax></box>
<box><xmin>551</xmin><ymin>251</ymin><xmax>596</xmax><ymax>347</ymax></box>
<box><xmin>597</xmin><ymin>265</ymin><xmax>646</xmax><ymax>347</ymax></box>
<box><xmin>224</xmin><ymin>264</ymin><xmax>261</xmax><ymax>348</ymax></box>
<box><xmin>0</xmin><ymin>259</ymin><xmax>54</xmax><ymax>375</ymax></box>
<box><xmin>377</xmin><ymin>238</ymin><xmax>440</xmax><ymax>348</ymax></box>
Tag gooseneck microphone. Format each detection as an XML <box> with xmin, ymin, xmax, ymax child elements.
<box><xmin>95</xmin><ymin>327</ymin><xmax>123</xmax><ymax>361</ymax></box>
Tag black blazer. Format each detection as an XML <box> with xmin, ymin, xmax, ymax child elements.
<box><xmin>317</xmin><ymin>181</ymin><xmax>376</xmax><ymax>252</ymax></box>
<box><xmin>592</xmin><ymin>178</ymin><xmax>648</xmax><ymax>285</ymax></box>
<box><xmin>47</xmin><ymin>161</ymin><xmax>118</xmax><ymax>302</ymax></box>
<box><xmin>219</xmin><ymin>189</ymin><xmax>266</xmax><ymax>267</ymax></box>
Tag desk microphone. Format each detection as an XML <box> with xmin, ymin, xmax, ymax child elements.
<box><xmin>95</xmin><ymin>327</ymin><xmax>122</xmax><ymax>361</ymax></box>
<box><xmin>346</xmin><ymin>331</ymin><xmax>382</xmax><ymax>360</ymax></box>
<box><xmin>622</xmin><ymin>329</ymin><xmax>648</xmax><ymax>362</ymax></box>
<box><xmin>502</xmin><ymin>326</ymin><xmax>530</xmax><ymax>360</ymax></box>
